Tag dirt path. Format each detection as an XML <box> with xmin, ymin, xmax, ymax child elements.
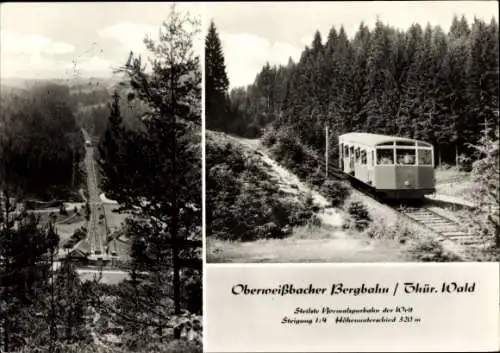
<box><xmin>209</xmin><ymin>136</ymin><xmax>411</xmax><ymax>263</ymax></box>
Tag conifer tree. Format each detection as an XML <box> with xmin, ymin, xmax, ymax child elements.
<box><xmin>205</xmin><ymin>20</ymin><xmax>230</xmax><ymax>131</ymax></box>
<box><xmin>98</xmin><ymin>4</ymin><xmax>202</xmax><ymax>340</ymax></box>
<box><xmin>98</xmin><ymin>90</ymin><xmax>125</xmax><ymax>190</ymax></box>
<box><xmin>468</xmin><ymin>120</ymin><xmax>500</xmax><ymax>248</ymax></box>
<box><xmin>226</xmin><ymin>15</ymin><xmax>498</xmax><ymax>170</ymax></box>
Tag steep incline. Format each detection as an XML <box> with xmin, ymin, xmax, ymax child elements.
<box><xmin>208</xmin><ymin>133</ymin><xmax>410</xmax><ymax>263</ymax></box>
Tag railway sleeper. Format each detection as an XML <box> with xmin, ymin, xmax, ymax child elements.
<box><xmin>416</xmin><ymin>221</ymin><xmax>456</xmax><ymax>226</ymax></box>
<box><xmin>428</xmin><ymin>224</ymin><xmax>462</xmax><ymax>229</ymax></box>
<box><xmin>442</xmin><ymin>231</ymin><xmax>469</xmax><ymax>237</ymax></box>
<box><xmin>426</xmin><ymin>225</ymin><xmax>460</xmax><ymax>231</ymax></box>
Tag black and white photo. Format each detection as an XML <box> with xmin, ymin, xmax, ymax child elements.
<box><xmin>205</xmin><ymin>1</ymin><xmax>499</xmax><ymax>263</ymax></box>
<box><xmin>1</xmin><ymin>2</ymin><xmax>202</xmax><ymax>352</ymax></box>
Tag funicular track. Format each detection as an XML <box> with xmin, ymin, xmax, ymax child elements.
<box><xmin>395</xmin><ymin>206</ymin><xmax>480</xmax><ymax>245</ymax></box>
<box><xmin>232</xmin><ymin>135</ymin><xmax>480</xmax><ymax>251</ymax></box>
<box><xmin>297</xmin><ymin>148</ymin><xmax>479</xmax><ymax>248</ymax></box>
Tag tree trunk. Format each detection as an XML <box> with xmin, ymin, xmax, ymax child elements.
<box><xmin>50</xmin><ymin>247</ymin><xmax>57</xmax><ymax>350</ymax></box>
<box><xmin>171</xmin><ymin>68</ymin><xmax>181</xmax><ymax>339</ymax></box>
<box><xmin>455</xmin><ymin>144</ymin><xmax>459</xmax><ymax>169</ymax></box>
<box><xmin>3</xmin><ymin>257</ymin><xmax>9</xmax><ymax>353</ymax></box>
<box><xmin>438</xmin><ymin>147</ymin><xmax>442</xmax><ymax>168</ymax></box>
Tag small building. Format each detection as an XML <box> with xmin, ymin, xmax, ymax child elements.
<box><xmin>67</xmin><ymin>238</ymin><xmax>91</xmax><ymax>266</ymax></box>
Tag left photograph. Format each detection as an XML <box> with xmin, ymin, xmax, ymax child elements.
<box><xmin>1</xmin><ymin>2</ymin><xmax>202</xmax><ymax>352</ymax></box>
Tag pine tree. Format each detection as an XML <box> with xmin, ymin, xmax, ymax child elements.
<box><xmin>205</xmin><ymin>20</ymin><xmax>230</xmax><ymax>131</ymax></box>
<box><xmin>468</xmin><ymin>119</ymin><xmax>499</xmax><ymax>249</ymax></box>
<box><xmin>231</xmin><ymin>15</ymin><xmax>498</xmax><ymax>170</ymax></box>
<box><xmin>98</xmin><ymin>90</ymin><xmax>125</xmax><ymax>191</ymax></box>
<box><xmin>467</xmin><ymin>17</ymin><xmax>499</xmax><ymax>151</ymax></box>
<box><xmin>99</xmin><ymin>4</ymin><xmax>202</xmax><ymax>341</ymax></box>
<box><xmin>0</xmin><ymin>211</ymin><xmax>59</xmax><ymax>351</ymax></box>
<box><xmin>364</xmin><ymin>20</ymin><xmax>397</xmax><ymax>134</ymax></box>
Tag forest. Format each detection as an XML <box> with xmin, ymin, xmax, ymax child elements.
<box><xmin>1</xmin><ymin>6</ymin><xmax>202</xmax><ymax>353</ymax></box>
<box><xmin>0</xmin><ymin>83</ymin><xmax>85</xmax><ymax>201</ymax></box>
<box><xmin>206</xmin><ymin>14</ymin><xmax>499</xmax><ymax>252</ymax></box>
<box><xmin>209</xmin><ymin>15</ymin><xmax>499</xmax><ymax>169</ymax></box>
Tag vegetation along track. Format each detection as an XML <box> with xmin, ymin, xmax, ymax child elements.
<box><xmin>396</xmin><ymin>206</ymin><xmax>478</xmax><ymax>245</ymax></box>
<box><xmin>334</xmin><ymin>162</ymin><xmax>478</xmax><ymax>250</ymax></box>
<box><xmin>237</xmin><ymin>135</ymin><xmax>480</xmax><ymax>255</ymax></box>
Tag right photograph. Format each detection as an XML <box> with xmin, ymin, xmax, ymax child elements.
<box><xmin>205</xmin><ymin>1</ymin><xmax>499</xmax><ymax>263</ymax></box>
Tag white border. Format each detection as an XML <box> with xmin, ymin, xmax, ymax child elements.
<box><xmin>200</xmin><ymin>2</ymin><xmax>207</xmax><ymax>351</ymax></box>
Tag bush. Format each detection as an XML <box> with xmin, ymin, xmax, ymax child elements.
<box><xmin>59</xmin><ymin>203</ymin><xmax>68</xmax><ymax>216</ymax></box>
<box><xmin>84</xmin><ymin>202</ymin><xmax>90</xmax><ymax>220</ymax></box>
<box><xmin>163</xmin><ymin>340</ymin><xmax>202</xmax><ymax>353</ymax></box>
<box><xmin>261</xmin><ymin>129</ymin><xmax>277</xmax><ymax>147</ymax></box>
<box><xmin>365</xmin><ymin>219</ymin><xmax>414</xmax><ymax>244</ymax></box>
<box><xmin>207</xmin><ymin>133</ymin><xmax>322</xmax><ymax>242</ymax></box>
<box><xmin>408</xmin><ymin>240</ymin><xmax>462</xmax><ymax>262</ymax></box>
<box><xmin>321</xmin><ymin>180</ymin><xmax>351</xmax><ymax>207</ymax></box>
<box><xmin>63</xmin><ymin>226</ymin><xmax>87</xmax><ymax>248</ymax></box>
<box><xmin>347</xmin><ymin>201</ymin><xmax>371</xmax><ymax>231</ymax></box>
<box><xmin>284</xmin><ymin>194</ymin><xmax>319</xmax><ymax>227</ymax></box>
<box><xmin>306</xmin><ymin>167</ymin><xmax>325</xmax><ymax>187</ymax></box>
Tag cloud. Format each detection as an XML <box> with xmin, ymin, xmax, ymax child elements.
<box><xmin>100</xmin><ymin>20</ymin><xmax>203</xmax><ymax>59</ymax></box>
<box><xmin>0</xmin><ymin>30</ymin><xmax>78</xmax><ymax>78</ymax></box>
<box><xmin>220</xmin><ymin>33</ymin><xmax>302</xmax><ymax>89</ymax></box>
<box><xmin>98</xmin><ymin>21</ymin><xmax>157</xmax><ymax>54</ymax></box>
<box><xmin>1</xmin><ymin>52</ymin><xmax>63</xmax><ymax>79</ymax></box>
<box><xmin>63</xmin><ymin>56</ymin><xmax>115</xmax><ymax>77</ymax></box>
<box><xmin>1</xmin><ymin>30</ymin><xmax>75</xmax><ymax>55</ymax></box>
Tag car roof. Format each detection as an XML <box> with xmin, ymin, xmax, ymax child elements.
<box><xmin>339</xmin><ymin>132</ymin><xmax>431</xmax><ymax>147</ymax></box>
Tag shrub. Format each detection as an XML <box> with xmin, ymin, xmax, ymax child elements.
<box><xmin>59</xmin><ymin>203</ymin><xmax>68</xmax><ymax>215</ymax></box>
<box><xmin>261</xmin><ymin>129</ymin><xmax>277</xmax><ymax>147</ymax></box>
<box><xmin>163</xmin><ymin>339</ymin><xmax>202</xmax><ymax>353</ymax></box>
<box><xmin>207</xmin><ymin>131</ymin><xmax>325</xmax><ymax>242</ymax></box>
<box><xmin>85</xmin><ymin>202</ymin><xmax>90</xmax><ymax>220</ymax></box>
<box><xmin>306</xmin><ymin>167</ymin><xmax>325</xmax><ymax>187</ymax></box>
<box><xmin>408</xmin><ymin>240</ymin><xmax>462</xmax><ymax>262</ymax></box>
<box><xmin>321</xmin><ymin>180</ymin><xmax>351</xmax><ymax>207</ymax></box>
<box><xmin>71</xmin><ymin>227</ymin><xmax>87</xmax><ymax>242</ymax></box>
<box><xmin>365</xmin><ymin>219</ymin><xmax>414</xmax><ymax>244</ymax></box>
<box><xmin>347</xmin><ymin>201</ymin><xmax>371</xmax><ymax>231</ymax></box>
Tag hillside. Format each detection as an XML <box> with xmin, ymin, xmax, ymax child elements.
<box><xmin>206</xmin><ymin>131</ymin><xmax>465</xmax><ymax>263</ymax></box>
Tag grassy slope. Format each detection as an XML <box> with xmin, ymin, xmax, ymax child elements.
<box><xmin>434</xmin><ymin>167</ymin><xmax>475</xmax><ymax>202</ymax></box>
<box><xmin>206</xmin><ymin>132</ymin><xmax>428</xmax><ymax>263</ymax></box>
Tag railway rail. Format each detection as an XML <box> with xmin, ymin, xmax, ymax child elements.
<box><xmin>231</xmin><ymin>135</ymin><xmax>484</xmax><ymax>255</ymax></box>
<box><xmin>258</xmin><ymin>140</ymin><xmax>481</xmax><ymax>249</ymax></box>
<box><xmin>396</xmin><ymin>206</ymin><xmax>481</xmax><ymax>246</ymax></box>
<box><xmin>323</xmin><ymin>159</ymin><xmax>481</xmax><ymax>248</ymax></box>
<box><xmin>84</xmin><ymin>143</ymin><xmax>105</xmax><ymax>257</ymax></box>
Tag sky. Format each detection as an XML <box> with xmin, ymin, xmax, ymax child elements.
<box><xmin>207</xmin><ymin>1</ymin><xmax>499</xmax><ymax>89</ymax></box>
<box><xmin>0</xmin><ymin>2</ymin><xmax>204</xmax><ymax>80</ymax></box>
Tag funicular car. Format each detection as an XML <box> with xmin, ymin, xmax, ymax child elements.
<box><xmin>338</xmin><ymin>133</ymin><xmax>435</xmax><ymax>199</ymax></box>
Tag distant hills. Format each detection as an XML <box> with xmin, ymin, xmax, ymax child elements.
<box><xmin>0</xmin><ymin>76</ymin><xmax>124</xmax><ymax>94</ymax></box>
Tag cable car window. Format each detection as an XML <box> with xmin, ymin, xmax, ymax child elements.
<box><xmin>377</xmin><ymin>142</ymin><xmax>394</xmax><ymax>146</ymax></box>
<box><xmin>371</xmin><ymin>151</ymin><xmax>374</xmax><ymax>166</ymax></box>
<box><xmin>396</xmin><ymin>148</ymin><xmax>416</xmax><ymax>165</ymax></box>
<box><xmin>377</xmin><ymin>149</ymin><xmax>394</xmax><ymax>165</ymax></box>
<box><xmin>340</xmin><ymin>143</ymin><xmax>343</xmax><ymax>158</ymax></box>
<box><xmin>361</xmin><ymin>150</ymin><xmax>367</xmax><ymax>164</ymax></box>
<box><xmin>396</xmin><ymin>141</ymin><xmax>416</xmax><ymax>146</ymax></box>
<box><xmin>344</xmin><ymin>145</ymin><xmax>349</xmax><ymax>157</ymax></box>
<box><xmin>417</xmin><ymin>141</ymin><xmax>431</xmax><ymax>147</ymax></box>
<box><xmin>418</xmin><ymin>149</ymin><xmax>433</xmax><ymax>166</ymax></box>
<box><xmin>355</xmin><ymin>148</ymin><xmax>360</xmax><ymax>162</ymax></box>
